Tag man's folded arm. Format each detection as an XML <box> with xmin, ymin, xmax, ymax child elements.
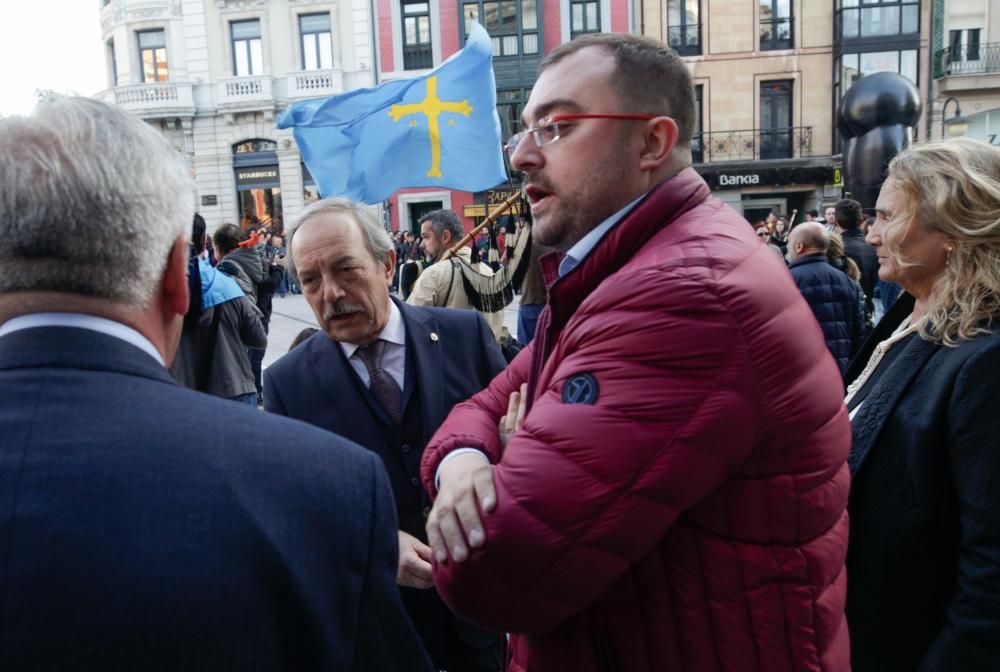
<box><xmin>420</xmin><ymin>346</ymin><xmax>531</xmax><ymax>496</ymax></box>
<box><xmin>430</xmin><ymin>272</ymin><xmax>759</xmax><ymax>633</ymax></box>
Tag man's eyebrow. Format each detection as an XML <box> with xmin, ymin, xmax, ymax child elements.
<box><xmin>334</xmin><ymin>255</ymin><xmax>365</xmax><ymax>266</ymax></box>
<box><xmin>521</xmin><ymin>98</ymin><xmax>585</xmax><ymax>126</ymax></box>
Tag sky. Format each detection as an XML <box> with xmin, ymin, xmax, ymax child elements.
<box><xmin>0</xmin><ymin>3</ymin><xmax>107</xmax><ymax>117</ymax></box>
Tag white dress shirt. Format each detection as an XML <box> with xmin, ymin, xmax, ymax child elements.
<box><xmin>0</xmin><ymin>312</ymin><xmax>165</xmax><ymax>366</ymax></box>
<box><xmin>339</xmin><ymin>300</ymin><xmax>406</xmax><ymax>391</ymax></box>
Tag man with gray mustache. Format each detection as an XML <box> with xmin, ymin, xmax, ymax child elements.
<box><xmin>263</xmin><ymin>198</ymin><xmax>507</xmax><ymax>672</ymax></box>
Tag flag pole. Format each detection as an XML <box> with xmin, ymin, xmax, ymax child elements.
<box><xmin>442</xmin><ymin>191</ymin><xmax>522</xmax><ymax>261</ymax></box>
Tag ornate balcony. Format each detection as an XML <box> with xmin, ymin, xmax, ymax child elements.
<box><xmin>287</xmin><ymin>69</ymin><xmax>344</xmax><ymax>100</ymax></box>
<box><xmin>692</xmin><ymin>127</ymin><xmax>813</xmax><ymax>163</ymax></box>
<box><xmin>934</xmin><ymin>43</ymin><xmax>1000</xmax><ymax>94</ymax></box>
<box><xmin>216</xmin><ymin>75</ymin><xmax>274</xmax><ymax>112</ymax></box>
<box><xmin>103</xmin><ymin>81</ymin><xmax>195</xmax><ymax>119</ymax></box>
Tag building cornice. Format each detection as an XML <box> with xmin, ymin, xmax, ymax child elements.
<box><xmin>217</xmin><ymin>0</ymin><xmax>268</xmax><ymax>12</ymax></box>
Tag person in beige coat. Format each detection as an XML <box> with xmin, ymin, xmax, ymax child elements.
<box><xmin>407</xmin><ymin>209</ymin><xmax>505</xmax><ymax>341</ymax></box>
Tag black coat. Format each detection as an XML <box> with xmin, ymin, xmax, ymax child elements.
<box><xmin>842</xmin><ymin>229</ymin><xmax>879</xmax><ymax>307</ymax></box>
<box><xmin>845</xmin><ymin>295</ymin><xmax>1000</xmax><ymax>671</ymax></box>
<box><xmin>789</xmin><ymin>253</ymin><xmax>866</xmax><ymax>374</ymax></box>
<box><xmin>264</xmin><ymin>298</ymin><xmax>507</xmax><ymax>671</ymax></box>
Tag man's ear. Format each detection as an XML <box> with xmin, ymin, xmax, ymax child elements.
<box><xmin>639</xmin><ymin>116</ymin><xmax>679</xmax><ymax>171</ymax></box>
<box><xmin>383</xmin><ymin>248</ymin><xmax>397</xmax><ymax>286</ymax></box>
<box><xmin>163</xmin><ymin>236</ymin><xmax>190</xmax><ymax>318</ymax></box>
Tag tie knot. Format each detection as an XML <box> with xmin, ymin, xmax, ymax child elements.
<box><xmin>356</xmin><ymin>339</ymin><xmax>386</xmax><ymax>372</ymax></box>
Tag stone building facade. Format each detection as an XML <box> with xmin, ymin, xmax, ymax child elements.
<box><xmin>97</xmin><ymin>0</ymin><xmax>378</xmax><ymax>232</ymax></box>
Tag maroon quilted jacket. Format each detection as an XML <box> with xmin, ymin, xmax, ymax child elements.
<box><xmin>421</xmin><ymin>169</ymin><xmax>851</xmax><ymax>672</ymax></box>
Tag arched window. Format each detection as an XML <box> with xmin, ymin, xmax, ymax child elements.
<box><xmin>233</xmin><ymin>139</ymin><xmax>278</xmax><ymax>154</ymax></box>
<box><xmin>232</xmin><ymin>139</ymin><xmax>282</xmax><ymax>232</ymax></box>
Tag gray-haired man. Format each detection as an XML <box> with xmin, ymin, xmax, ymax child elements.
<box><xmin>0</xmin><ymin>96</ymin><xmax>428</xmax><ymax>671</ymax></box>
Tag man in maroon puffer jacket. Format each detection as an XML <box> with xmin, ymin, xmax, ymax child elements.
<box><xmin>421</xmin><ymin>33</ymin><xmax>851</xmax><ymax>672</ymax></box>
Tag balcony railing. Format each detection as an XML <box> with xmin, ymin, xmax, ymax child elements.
<box><xmin>287</xmin><ymin>69</ymin><xmax>344</xmax><ymax>99</ymax></box>
<box><xmin>403</xmin><ymin>43</ymin><xmax>433</xmax><ymax>70</ymax></box>
<box><xmin>216</xmin><ymin>75</ymin><xmax>274</xmax><ymax>110</ymax></box>
<box><xmin>692</xmin><ymin>127</ymin><xmax>813</xmax><ymax>163</ymax></box>
<box><xmin>760</xmin><ymin>17</ymin><xmax>793</xmax><ymax>50</ymax></box>
<box><xmin>935</xmin><ymin>43</ymin><xmax>1000</xmax><ymax>78</ymax></box>
<box><xmin>103</xmin><ymin>81</ymin><xmax>195</xmax><ymax>118</ymax></box>
<box><xmin>668</xmin><ymin>24</ymin><xmax>701</xmax><ymax>56</ymax></box>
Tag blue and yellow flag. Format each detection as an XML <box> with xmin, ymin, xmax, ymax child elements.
<box><xmin>277</xmin><ymin>22</ymin><xmax>507</xmax><ymax>204</ymax></box>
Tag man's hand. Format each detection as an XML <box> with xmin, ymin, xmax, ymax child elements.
<box><xmin>499</xmin><ymin>383</ymin><xmax>528</xmax><ymax>449</ymax></box>
<box><xmin>397</xmin><ymin>530</ymin><xmax>434</xmax><ymax>589</ymax></box>
<box><xmin>426</xmin><ymin>452</ymin><xmax>495</xmax><ymax>564</ymax></box>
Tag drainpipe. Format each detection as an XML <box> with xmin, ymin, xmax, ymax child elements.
<box><xmin>369</xmin><ymin>0</ymin><xmax>380</xmax><ymax>86</ymax></box>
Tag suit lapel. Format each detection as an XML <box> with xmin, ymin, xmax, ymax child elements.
<box><xmin>849</xmin><ymin>335</ymin><xmax>939</xmax><ymax>475</ymax></box>
<box><xmin>397</xmin><ymin>299</ymin><xmax>445</xmax><ymax>444</ymax></box>
<box><xmin>306</xmin><ymin>336</ymin><xmax>392</xmax><ymax>446</ymax></box>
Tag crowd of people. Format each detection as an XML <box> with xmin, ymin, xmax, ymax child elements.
<box><xmin>2</xmin><ymin>30</ymin><xmax>1000</xmax><ymax>672</ymax></box>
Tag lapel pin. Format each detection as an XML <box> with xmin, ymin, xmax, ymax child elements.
<box><xmin>430</xmin><ymin>332</ymin><xmax>439</xmax><ymax>343</ymax></box>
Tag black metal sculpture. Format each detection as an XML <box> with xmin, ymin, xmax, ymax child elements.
<box><xmin>838</xmin><ymin>72</ymin><xmax>922</xmax><ymax>211</ymax></box>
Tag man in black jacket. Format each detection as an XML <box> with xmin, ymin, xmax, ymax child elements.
<box><xmin>787</xmin><ymin>222</ymin><xmax>866</xmax><ymax>375</ymax></box>
<box><xmin>835</xmin><ymin>198</ymin><xmax>879</xmax><ymax>316</ymax></box>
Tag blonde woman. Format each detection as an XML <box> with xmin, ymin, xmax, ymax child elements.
<box><xmin>844</xmin><ymin>138</ymin><xmax>1000</xmax><ymax>671</ymax></box>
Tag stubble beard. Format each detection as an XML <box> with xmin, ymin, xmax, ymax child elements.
<box><xmin>530</xmin><ymin>142</ymin><xmax>633</xmax><ymax>252</ymax></box>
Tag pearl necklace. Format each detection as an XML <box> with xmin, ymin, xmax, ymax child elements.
<box><xmin>844</xmin><ymin>315</ymin><xmax>920</xmax><ymax>408</ymax></box>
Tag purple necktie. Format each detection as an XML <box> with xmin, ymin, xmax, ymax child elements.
<box><xmin>355</xmin><ymin>339</ymin><xmax>402</xmax><ymax>424</ymax></box>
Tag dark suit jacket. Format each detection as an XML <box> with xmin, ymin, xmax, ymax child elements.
<box><xmin>842</xmin><ymin>228</ymin><xmax>879</xmax><ymax>306</ymax></box>
<box><xmin>0</xmin><ymin>325</ymin><xmax>430</xmax><ymax>672</ymax></box>
<box><xmin>263</xmin><ymin>299</ymin><xmax>506</xmax><ymax>524</ymax></box>
<box><xmin>264</xmin><ymin>299</ymin><xmax>506</xmax><ymax>670</ymax></box>
<box><xmin>845</xmin><ymin>300</ymin><xmax>1000</xmax><ymax>671</ymax></box>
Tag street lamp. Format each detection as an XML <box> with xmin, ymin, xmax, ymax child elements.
<box><xmin>941</xmin><ymin>96</ymin><xmax>970</xmax><ymax>139</ymax></box>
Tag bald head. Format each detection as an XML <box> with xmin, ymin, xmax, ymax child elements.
<box><xmin>787</xmin><ymin>222</ymin><xmax>829</xmax><ymax>263</ymax></box>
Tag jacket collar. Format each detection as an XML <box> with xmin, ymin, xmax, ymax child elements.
<box><xmin>789</xmin><ymin>253</ymin><xmax>828</xmax><ymax>269</ymax></box>
<box><xmin>848</xmin><ymin>334</ymin><xmax>939</xmax><ymax>475</ymax></box>
<box><xmin>540</xmin><ymin>167</ymin><xmax>711</xmax><ymax>331</ymax></box>
<box><xmin>394</xmin><ymin>298</ymin><xmax>445</xmax><ymax>443</ymax></box>
<box><xmin>844</xmin><ymin>293</ymin><xmax>916</xmax><ymax>385</ymax></box>
<box><xmin>0</xmin><ymin>326</ymin><xmax>175</xmax><ymax>387</ymax></box>
<box><xmin>527</xmin><ymin>168</ymin><xmax>711</xmax><ymax>411</ymax></box>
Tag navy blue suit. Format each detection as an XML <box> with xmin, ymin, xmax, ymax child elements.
<box><xmin>264</xmin><ymin>298</ymin><xmax>507</xmax><ymax>672</ymax></box>
<box><xmin>0</xmin><ymin>325</ymin><xmax>430</xmax><ymax>671</ymax></box>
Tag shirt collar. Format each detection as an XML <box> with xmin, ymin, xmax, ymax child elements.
<box><xmin>0</xmin><ymin>312</ymin><xmax>165</xmax><ymax>366</ymax></box>
<box><xmin>339</xmin><ymin>299</ymin><xmax>406</xmax><ymax>359</ymax></box>
<box><xmin>558</xmin><ymin>193</ymin><xmax>647</xmax><ymax>277</ymax></box>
